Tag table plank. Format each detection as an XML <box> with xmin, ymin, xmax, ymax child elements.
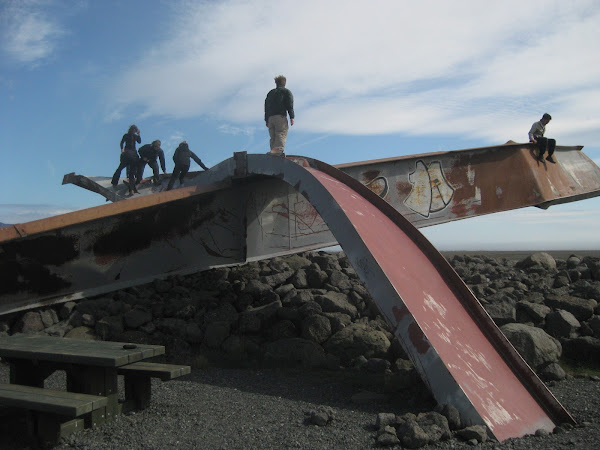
<box><xmin>0</xmin><ymin>335</ymin><xmax>164</xmax><ymax>367</ymax></box>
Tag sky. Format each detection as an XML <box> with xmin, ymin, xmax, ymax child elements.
<box><xmin>1</xmin><ymin>0</ymin><xmax>599</xmax><ymax>251</ymax></box>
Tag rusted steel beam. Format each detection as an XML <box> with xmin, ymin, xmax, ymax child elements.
<box><xmin>1</xmin><ymin>151</ymin><xmax>577</xmax><ymax>441</ymax></box>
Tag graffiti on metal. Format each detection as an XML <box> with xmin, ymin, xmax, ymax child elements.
<box><xmin>404</xmin><ymin>160</ymin><xmax>455</xmax><ymax>217</ymax></box>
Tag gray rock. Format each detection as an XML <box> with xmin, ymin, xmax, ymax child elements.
<box><xmin>68</xmin><ymin>311</ymin><xmax>83</xmax><ymax>328</ymax></box>
<box><xmin>500</xmin><ymin>323</ymin><xmax>562</xmax><ymax>370</ymax></box>
<box><xmin>306</xmin><ymin>266</ymin><xmax>328</xmax><ymax>289</ymax></box>
<box><xmin>516</xmin><ymin>301</ymin><xmax>551</xmax><ymax>324</ymax></box>
<box><xmin>243</xmin><ymin>279</ymin><xmax>273</xmax><ymax>297</ymax></box>
<box><xmin>39</xmin><ymin>309</ymin><xmax>57</xmax><ymax>328</ymax></box>
<box><xmin>95</xmin><ymin>316</ymin><xmax>124</xmax><ymax>340</ymax></box>
<box><xmin>485</xmin><ymin>302</ymin><xmax>516</xmax><ymax>325</ymax></box>
<box><xmin>589</xmin><ymin>315</ymin><xmax>600</xmax><ymax>338</ymax></box>
<box><xmin>396</xmin><ymin>418</ymin><xmax>430</xmax><ymax>448</ymax></box>
<box><xmin>124</xmin><ymin>308</ymin><xmax>152</xmax><ymax>329</ymax></box>
<box><xmin>65</xmin><ymin>326</ymin><xmax>97</xmax><ymax>340</ymax></box>
<box><xmin>376</xmin><ymin>413</ymin><xmax>397</xmax><ymax>429</ymax></box>
<box><xmin>281</xmin><ymin>254</ymin><xmax>311</xmax><ymax>271</ymax></box>
<box><xmin>290</xmin><ymin>289</ymin><xmax>315</xmax><ymax>306</ymax></box>
<box><xmin>328</xmin><ymin>270</ymin><xmax>353</xmax><ymax>290</ymax></box>
<box><xmin>269</xmin><ymin>319</ymin><xmax>298</xmax><ymax>340</ymax></box>
<box><xmin>364</xmin><ymin>358</ymin><xmax>391</xmax><ymax>374</ymax></box>
<box><xmin>434</xmin><ymin>403</ymin><xmax>461</xmax><ymax>430</ymax></box>
<box><xmin>301</xmin><ymin>314</ymin><xmax>332</xmax><ymax>343</ymax></box>
<box><xmin>416</xmin><ymin>411</ymin><xmax>451</xmax><ymax>441</ymax></box>
<box><xmin>539</xmin><ymin>361</ymin><xmax>567</xmax><ymax>381</ymax></box>
<box><xmin>376</xmin><ymin>427</ymin><xmax>400</xmax><ymax>446</ymax></box>
<box><xmin>81</xmin><ymin>314</ymin><xmax>95</xmax><ymax>327</ymax></box>
<box><xmin>545</xmin><ymin>310</ymin><xmax>581</xmax><ymax>338</ymax></box>
<box><xmin>297</xmin><ymin>301</ymin><xmax>323</xmax><ymax>317</ymax></box>
<box><xmin>324</xmin><ymin>323</ymin><xmax>391</xmax><ymax>363</ymax></box>
<box><xmin>305</xmin><ymin>406</ymin><xmax>334</xmax><ymax>426</ymax></box>
<box><xmin>545</xmin><ymin>295</ymin><xmax>597</xmax><ymax>321</ymax></box>
<box><xmin>43</xmin><ymin>321</ymin><xmax>73</xmax><ymax>337</ymax></box>
<box><xmin>289</xmin><ymin>269</ymin><xmax>308</xmax><ymax>289</ymax></box>
<box><xmin>315</xmin><ymin>292</ymin><xmax>357</xmax><ymax>318</ymax></box>
<box><xmin>239</xmin><ymin>300</ymin><xmax>282</xmax><ymax>331</ymax></box>
<box><xmin>59</xmin><ymin>301</ymin><xmax>77</xmax><ymax>319</ymax></box>
<box><xmin>261</xmin><ymin>270</ymin><xmax>293</xmax><ymax>288</ymax></box>
<box><xmin>322</xmin><ymin>312</ymin><xmax>352</xmax><ymax>333</ymax></box>
<box><xmin>274</xmin><ymin>283</ymin><xmax>295</xmax><ymax>297</ymax></box>
<box><xmin>516</xmin><ymin>252</ymin><xmax>557</xmax><ymax>271</ymax></box>
<box><xmin>13</xmin><ymin>311</ymin><xmax>44</xmax><ymax>334</ymax></box>
<box><xmin>455</xmin><ymin>425</ymin><xmax>488</xmax><ymax>443</ymax></box>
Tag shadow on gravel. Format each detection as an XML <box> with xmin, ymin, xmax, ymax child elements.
<box><xmin>176</xmin><ymin>366</ymin><xmax>437</xmax><ymax>415</ymax></box>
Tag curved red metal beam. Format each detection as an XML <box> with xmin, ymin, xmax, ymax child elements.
<box><xmin>244</xmin><ymin>153</ymin><xmax>574</xmax><ymax>441</ymax></box>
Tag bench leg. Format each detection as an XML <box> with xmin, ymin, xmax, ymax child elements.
<box><xmin>35</xmin><ymin>413</ymin><xmax>85</xmax><ymax>446</ymax></box>
<box><xmin>67</xmin><ymin>366</ymin><xmax>118</xmax><ymax>426</ymax></box>
<box><xmin>124</xmin><ymin>375</ymin><xmax>152</xmax><ymax>410</ymax></box>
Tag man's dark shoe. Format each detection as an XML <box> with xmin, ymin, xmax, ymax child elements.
<box><xmin>546</xmin><ymin>155</ymin><xmax>556</xmax><ymax>163</ymax></box>
<box><xmin>537</xmin><ymin>153</ymin><xmax>545</xmax><ymax>162</ymax></box>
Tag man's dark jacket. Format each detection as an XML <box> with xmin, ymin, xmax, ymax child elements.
<box><xmin>138</xmin><ymin>144</ymin><xmax>166</xmax><ymax>172</ymax></box>
<box><xmin>264</xmin><ymin>86</ymin><xmax>294</xmax><ymax>123</ymax></box>
<box><xmin>173</xmin><ymin>144</ymin><xmax>208</xmax><ymax>170</ymax></box>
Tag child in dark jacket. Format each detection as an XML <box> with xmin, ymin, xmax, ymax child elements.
<box><xmin>166</xmin><ymin>141</ymin><xmax>209</xmax><ymax>191</ymax></box>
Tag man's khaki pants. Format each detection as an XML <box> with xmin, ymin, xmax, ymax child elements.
<box><xmin>268</xmin><ymin>115</ymin><xmax>289</xmax><ymax>154</ymax></box>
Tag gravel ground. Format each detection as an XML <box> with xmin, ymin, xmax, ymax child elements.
<box><xmin>0</xmin><ymin>362</ymin><xmax>599</xmax><ymax>449</ymax></box>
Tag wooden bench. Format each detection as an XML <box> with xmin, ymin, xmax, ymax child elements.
<box><xmin>0</xmin><ymin>383</ymin><xmax>107</xmax><ymax>445</ymax></box>
<box><xmin>117</xmin><ymin>362</ymin><xmax>191</xmax><ymax>411</ymax></box>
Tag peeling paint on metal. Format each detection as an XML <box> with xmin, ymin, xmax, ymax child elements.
<box><xmin>467</xmin><ymin>164</ymin><xmax>475</xmax><ymax>185</ymax></box>
<box><xmin>423</xmin><ymin>293</ymin><xmax>447</xmax><ymax>317</ymax></box>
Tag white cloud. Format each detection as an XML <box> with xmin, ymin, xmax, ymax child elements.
<box><xmin>108</xmin><ymin>0</ymin><xmax>600</xmax><ymax>147</ymax></box>
<box><xmin>0</xmin><ymin>204</ymin><xmax>75</xmax><ymax>224</ymax></box>
<box><xmin>217</xmin><ymin>124</ymin><xmax>255</xmax><ymax>136</ymax></box>
<box><xmin>0</xmin><ymin>1</ymin><xmax>65</xmax><ymax>65</ymax></box>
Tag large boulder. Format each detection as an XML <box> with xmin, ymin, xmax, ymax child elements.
<box><xmin>500</xmin><ymin>323</ymin><xmax>561</xmax><ymax>371</ymax></box>
<box><xmin>324</xmin><ymin>323</ymin><xmax>390</xmax><ymax>363</ymax></box>
<box><xmin>544</xmin><ymin>295</ymin><xmax>597</xmax><ymax>322</ymax></box>
<box><xmin>484</xmin><ymin>302</ymin><xmax>516</xmax><ymax>326</ymax></box>
<box><xmin>545</xmin><ymin>310</ymin><xmax>580</xmax><ymax>338</ymax></box>
<box><xmin>516</xmin><ymin>301</ymin><xmax>551</xmax><ymax>325</ymax></box>
<box><xmin>315</xmin><ymin>292</ymin><xmax>357</xmax><ymax>318</ymax></box>
<box><xmin>516</xmin><ymin>252</ymin><xmax>557</xmax><ymax>271</ymax></box>
<box><xmin>13</xmin><ymin>311</ymin><xmax>44</xmax><ymax>334</ymax></box>
<box><xmin>301</xmin><ymin>314</ymin><xmax>332</xmax><ymax>343</ymax></box>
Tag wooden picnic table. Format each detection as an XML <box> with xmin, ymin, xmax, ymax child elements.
<box><xmin>0</xmin><ymin>334</ymin><xmax>165</xmax><ymax>425</ymax></box>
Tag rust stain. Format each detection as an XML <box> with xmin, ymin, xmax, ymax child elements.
<box><xmin>361</xmin><ymin>170</ymin><xmax>381</xmax><ymax>183</ymax></box>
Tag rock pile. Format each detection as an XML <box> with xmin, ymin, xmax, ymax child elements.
<box><xmin>2</xmin><ymin>250</ymin><xmax>600</xmax><ymax>447</ymax></box>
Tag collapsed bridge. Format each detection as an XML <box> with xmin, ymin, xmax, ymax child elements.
<box><xmin>3</xmin><ymin>142</ymin><xmax>600</xmax><ymax>440</ymax></box>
